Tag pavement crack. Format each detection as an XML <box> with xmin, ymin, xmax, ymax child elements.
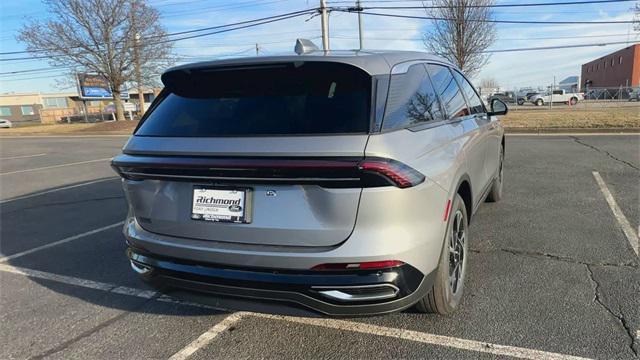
<box><xmin>585</xmin><ymin>265</ymin><xmax>638</xmax><ymax>357</ymax></box>
<box><xmin>470</xmin><ymin>247</ymin><xmax>638</xmax><ymax>269</ymax></box>
<box><xmin>570</xmin><ymin>136</ymin><xmax>640</xmax><ymax>171</ymax></box>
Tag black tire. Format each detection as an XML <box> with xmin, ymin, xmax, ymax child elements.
<box><xmin>569</xmin><ymin>97</ymin><xmax>578</xmax><ymax>106</ymax></box>
<box><xmin>415</xmin><ymin>194</ymin><xmax>468</xmax><ymax>314</ymax></box>
<box><xmin>517</xmin><ymin>99</ymin><xmax>524</xmax><ymax>106</ymax></box>
<box><xmin>486</xmin><ymin>144</ymin><xmax>504</xmax><ymax>203</ymax></box>
<box><xmin>536</xmin><ymin>99</ymin><xmax>544</xmax><ymax>106</ymax></box>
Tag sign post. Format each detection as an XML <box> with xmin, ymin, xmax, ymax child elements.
<box><xmin>76</xmin><ymin>73</ymin><xmax>129</xmax><ymax>121</ymax></box>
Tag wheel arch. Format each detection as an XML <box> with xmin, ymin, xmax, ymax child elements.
<box><xmin>454</xmin><ymin>175</ymin><xmax>473</xmax><ymax>223</ymax></box>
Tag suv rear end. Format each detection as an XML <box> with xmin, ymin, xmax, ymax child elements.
<box><xmin>113</xmin><ymin>54</ymin><xmax>453</xmax><ymax>315</ymax></box>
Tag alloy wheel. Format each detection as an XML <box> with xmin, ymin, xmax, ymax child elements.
<box><xmin>448</xmin><ymin>210</ymin><xmax>466</xmax><ymax>294</ymax></box>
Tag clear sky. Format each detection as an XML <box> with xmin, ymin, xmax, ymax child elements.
<box><xmin>0</xmin><ymin>0</ymin><xmax>637</xmax><ymax>94</ymax></box>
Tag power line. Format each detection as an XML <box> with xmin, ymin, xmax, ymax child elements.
<box><xmin>483</xmin><ymin>40</ymin><xmax>638</xmax><ymax>52</ymax></box>
<box><xmin>336</xmin><ymin>0</ymin><xmax>635</xmax><ymax>9</ymax></box>
<box><xmin>0</xmin><ymin>8</ymin><xmax>316</xmax><ymax>57</ymax></box>
<box><xmin>336</xmin><ymin>9</ymin><xmax>635</xmax><ymax>24</ymax></box>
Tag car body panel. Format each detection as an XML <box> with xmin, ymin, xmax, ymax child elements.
<box><xmin>116</xmin><ymin>50</ymin><xmax>504</xmax><ymax>314</ymax></box>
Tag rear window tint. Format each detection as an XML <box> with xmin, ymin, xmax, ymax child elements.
<box><xmin>136</xmin><ymin>62</ymin><xmax>371</xmax><ymax>137</ymax></box>
<box><xmin>383</xmin><ymin>63</ymin><xmax>443</xmax><ymax>130</ymax></box>
<box><xmin>426</xmin><ymin>64</ymin><xmax>469</xmax><ymax>119</ymax></box>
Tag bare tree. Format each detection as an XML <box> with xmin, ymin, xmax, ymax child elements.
<box><xmin>423</xmin><ymin>0</ymin><xmax>497</xmax><ymax>78</ymax></box>
<box><xmin>18</xmin><ymin>0</ymin><xmax>174</xmax><ymax>121</ymax></box>
<box><xmin>479</xmin><ymin>78</ymin><xmax>499</xmax><ymax>89</ymax></box>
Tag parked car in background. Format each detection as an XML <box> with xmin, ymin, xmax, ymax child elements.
<box><xmin>629</xmin><ymin>87</ymin><xmax>639</xmax><ymax>101</ymax></box>
<box><xmin>0</xmin><ymin>119</ymin><xmax>13</xmax><ymax>128</ymax></box>
<box><xmin>112</xmin><ymin>48</ymin><xmax>507</xmax><ymax>316</ymax></box>
<box><xmin>524</xmin><ymin>92</ymin><xmax>540</xmax><ymax>101</ymax></box>
<box><xmin>531</xmin><ymin>89</ymin><xmax>582</xmax><ymax>106</ymax></box>
<box><xmin>488</xmin><ymin>91</ymin><xmax>526</xmax><ymax>106</ymax></box>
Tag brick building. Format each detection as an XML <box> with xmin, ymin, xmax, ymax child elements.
<box><xmin>580</xmin><ymin>43</ymin><xmax>639</xmax><ymax>90</ymax></box>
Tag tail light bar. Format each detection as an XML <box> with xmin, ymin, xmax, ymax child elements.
<box><xmin>111</xmin><ymin>155</ymin><xmax>425</xmax><ymax>189</ymax></box>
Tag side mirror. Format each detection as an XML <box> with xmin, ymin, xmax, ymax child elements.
<box><xmin>488</xmin><ymin>98</ymin><xmax>508</xmax><ymax>116</ymax></box>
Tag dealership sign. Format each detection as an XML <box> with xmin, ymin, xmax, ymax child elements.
<box><xmin>76</xmin><ymin>73</ymin><xmax>129</xmax><ymax>100</ymax></box>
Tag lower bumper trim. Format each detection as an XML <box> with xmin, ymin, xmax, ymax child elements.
<box><xmin>127</xmin><ymin>248</ymin><xmax>435</xmax><ymax>316</ymax></box>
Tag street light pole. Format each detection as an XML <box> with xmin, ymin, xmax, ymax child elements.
<box><xmin>320</xmin><ymin>0</ymin><xmax>329</xmax><ymax>51</ymax></box>
<box><xmin>131</xmin><ymin>0</ymin><xmax>145</xmax><ymax>117</ymax></box>
<box><xmin>357</xmin><ymin>0</ymin><xmax>363</xmax><ymax>50</ymax></box>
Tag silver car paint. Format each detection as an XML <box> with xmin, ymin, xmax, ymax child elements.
<box><xmin>122</xmin><ymin>51</ymin><xmax>503</xmax><ymax>277</ymax></box>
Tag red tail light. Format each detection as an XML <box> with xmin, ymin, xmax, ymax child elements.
<box><xmin>311</xmin><ymin>260</ymin><xmax>405</xmax><ymax>271</ymax></box>
<box><xmin>358</xmin><ymin>159</ymin><xmax>425</xmax><ymax>188</ymax></box>
<box><xmin>111</xmin><ymin>155</ymin><xmax>424</xmax><ymax>188</ymax></box>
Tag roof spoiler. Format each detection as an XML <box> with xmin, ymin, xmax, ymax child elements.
<box><xmin>294</xmin><ymin>39</ymin><xmax>319</xmax><ymax>55</ymax></box>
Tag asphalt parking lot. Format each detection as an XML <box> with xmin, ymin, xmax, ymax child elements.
<box><xmin>1</xmin><ymin>134</ymin><xmax>638</xmax><ymax>360</ymax></box>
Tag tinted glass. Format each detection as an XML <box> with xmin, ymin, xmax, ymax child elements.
<box><xmin>136</xmin><ymin>62</ymin><xmax>371</xmax><ymax>137</ymax></box>
<box><xmin>426</xmin><ymin>64</ymin><xmax>469</xmax><ymax>119</ymax></box>
<box><xmin>383</xmin><ymin>64</ymin><xmax>443</xmax><ymax>130</ymax></box>
<box><xmin>452</xmin><ymin>70</ymin><xmax>485</xmax><ymax>114</ymax></box>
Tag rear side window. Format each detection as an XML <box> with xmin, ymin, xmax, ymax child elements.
<box><xmin>426</xmin><ymin>64</ymin><xmax>469</xmax><ymax>119</ymax></box>
<box><xmin>383</xmin><ymin>63</ymin><xmax>443</xmax><ymax>130</ymax></box>
<box><xmin>452</xmin><ymin>70</ymin><xmax>485</xmax><ymax>114</ymax></box>
<box><xmin>136</xmin><ymin>62</ymin><xmax>371</xmax><ymax>137</ymax></box>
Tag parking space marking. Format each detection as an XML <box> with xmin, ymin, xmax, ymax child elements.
<box><xmin>0</xmin><ymin>264</ymin><xmax>593</xmax><ymax>360</ymax></box>
<box><xmin>0</xmin><ymin>263</ymin><xmax>157</xmax><ymax>299</ymax></box>
<box><xmin>250</xmin><ymin>314</ymin><xmax>592</xmax><ymax>360</ymax></box>
<box><xmin>0</xmin><ymin>177</ymin><xmax>119</xmax><ymax>204</ymax></box>
<box><xmin>0</xmin><ymin>221</ymin><xmax>124</xmax><ymax>262</ymax></box>
<box><xmin>168</xmin><ymin>313</ymin><xmax>245</xmax><ymax>360</ymax></box>
<box><xmin>592</xmin><ymin>171</ymin><xmax>639</xmax><ymax>256</ymax></box>
<box><xmin>0</xmin><ymin>157</ymin><xmax>112</xmax><ymax>176</ymax></box>
<box><xmin>0</xmin><ymin>153</ymin><xmax>47</xmax><ymax>160</ymax></box>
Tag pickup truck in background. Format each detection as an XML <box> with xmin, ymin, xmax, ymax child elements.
<box><xmin>530</xmin><ymin>89</ymin><xmax>582</xmax><ymax>106</ymax></box>
<box><xmin>488</xmin><ymin>91</ymin><xmax>527</xmax><ymax>106</ymax></box>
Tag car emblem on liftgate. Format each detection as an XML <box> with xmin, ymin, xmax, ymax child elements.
<box><xmin>266</xmin><ymin>190</ymin><xmax>277</xmax><ymax>197</ymax></box>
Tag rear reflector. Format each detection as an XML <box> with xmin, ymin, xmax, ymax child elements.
<box><xmin>443</xmin><ymin>199</ymin><xmax>452</xmax><ymax>221</ymax></box>
<box><xmin>311</xmin><ymin>260</ymin><xmax>405</xmax><ymax>271</ymax></box>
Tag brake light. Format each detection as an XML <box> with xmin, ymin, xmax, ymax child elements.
<box><xmin>358</xmin><ymin>159</ymin><xmax>425</xmax><ymax>188</ymax></box>
<box><xmin>311</xmin><ymin>260</ymin><xmax>405</xmax><ymax>271</ymax></box>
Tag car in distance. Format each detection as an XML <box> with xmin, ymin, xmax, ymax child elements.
<box><xmin>530</xmin><ymin>89</ymin><xmax>582</xmax><ymax>106</ymax></box>
<box><xmin>112</xmin><ymin>45</ymin><xmax>507</xmax><ymax>316</ymax></box>
<box><xmin>488</xmin><ymin>91</ymin><xmax>526</xmax><ymax>106</ymax></box>
<box><xmin>0</xmin><ymin>119</ymin><xmax>12</xmax><ymax>128</ymax></box>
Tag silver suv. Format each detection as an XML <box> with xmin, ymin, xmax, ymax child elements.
<box><xmin>112</xmin><ymin>49</ymin><xmax>507</xmax><ymax>316</ymax></box>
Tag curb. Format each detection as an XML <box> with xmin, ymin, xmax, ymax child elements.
<box><xmin>505</xmin><ymin>128</ymin><xmax>640</xmax><ymax>134</ymax></box>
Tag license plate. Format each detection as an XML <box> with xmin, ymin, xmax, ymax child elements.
<box><xmin>191</xmin><ymin>187</ymin><xmax>251</xmax><ymax>223</ymax></box>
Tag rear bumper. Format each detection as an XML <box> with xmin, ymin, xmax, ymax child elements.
<box><xmin>127</xmin><ymin>248</ymin><xmax>435</xmax><ymax>316</ymax></box>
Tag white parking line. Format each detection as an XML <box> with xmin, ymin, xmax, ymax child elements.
<box><xmin>168</xmin><ymin>313</ymin><xmax>245</xmax><ymax>360</ymax></box>
<box><xmin>0</xmin><ymin>153</ymin><xmax>48</xmax><ymax>160</ymax></box>
<box><xmin>0</xmin><ymin>177</ymin><xmax>119</xmax><ymax>204</ymax></box>
<box><xmin>250</xmin><ymin>313</ymin><xmax>592</xmax><ymax>360</ymax></box>
<box><xmin>592</xmin><ymin>171</ymin><xmax>639</xmax><ymax>256</ymax></box>
<box><xmin>0</xmin><ymin>157</ymin><xmax>112</xmax><ymax>176</ymax></box>
<box><xmin>0</xmin><ymin>222</ymin><xmax>124</xmax><ymax>263</ymax></box>
<box><xmin>0</xmin><ymin>264</ymin><xmax>157</xmax><ymax>299</ymax></box>
<box><xmin>0</xmin><ymin>263</ymin><xmax>592</xmax><ymax>360</ymax></box>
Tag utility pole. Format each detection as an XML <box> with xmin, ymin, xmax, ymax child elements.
<box><xmin>255</xmin><ymin>43</ymin><xmax>260</xmax><ymax>56</ymax></box>
<box><xmin>356</xmin><ymin>0</ymin><xmax>363</xmax><ymax>50</ymax></box>
<box><xmin>131</xmin><ymin>0</ymin><xmax>145</xmax><ymax>118</ymax></box>
<box><xmin>320</xmin><ymin>0</ymin><xmax>329</xmax><ymax>51</ymax></box>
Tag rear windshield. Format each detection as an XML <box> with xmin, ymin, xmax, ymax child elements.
<box><xmin>136</xmin><ymin>62</ymin><xmax>372</xmax><ymax>137</ymax></box>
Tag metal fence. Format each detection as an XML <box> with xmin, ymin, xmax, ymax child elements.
<box><xmin>479</xmin><ymin>86</ymin><xmax>639</xmax><ymax>111</ymax></box>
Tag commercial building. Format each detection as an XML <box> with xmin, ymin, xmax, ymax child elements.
<box><xmin>580</xmin><ymin>43</ymin><xmax>640</xmax><ymax>90</ymax></box>
<box><xmin>0</xmin><ymin>89</ymin><xmax>158</xmax><ymax>126</ymax></box>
